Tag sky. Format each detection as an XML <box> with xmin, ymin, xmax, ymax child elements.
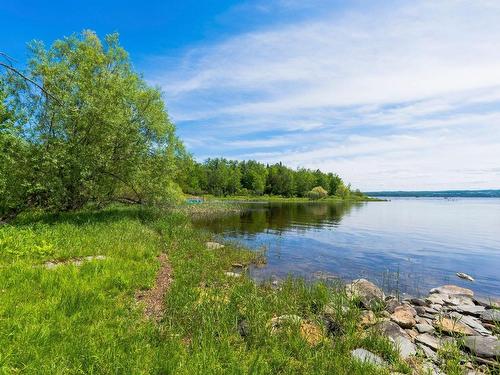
<box><xmin>2</xmin><ymin>0</ymin><xmax>500</xmax><ymax>191</ymax></box>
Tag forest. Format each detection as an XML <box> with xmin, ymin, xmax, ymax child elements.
<box><xmin>0</xmin><ymin>31</ymin><xmax>361</xmax><ymax>221</ymax></box>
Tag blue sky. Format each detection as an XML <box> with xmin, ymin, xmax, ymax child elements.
<box><xmin>2</xmin><ymin>1</ymin><xmax>500</xmax><ymax>190</ymax></box>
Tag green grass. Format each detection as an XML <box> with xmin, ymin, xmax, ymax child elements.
<box><xmin>0</xmin><ymin>205</ymin><xmax>406</xmax><ymax>374</ymax></box>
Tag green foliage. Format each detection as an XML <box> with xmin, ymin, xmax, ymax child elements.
<box><xmin>183</xmin><ymin>158</ymin><xmax>364</xmax><ymax>199</ymax></box>
<box><xmin>307</xmin><ymin>186</ymin><xmax>328</xmax><ymax>200</ymax></box>
<box><xmin>1</xmin><ymin>31</ymin><xmax>184</xmax><ymax>217</ymax></box>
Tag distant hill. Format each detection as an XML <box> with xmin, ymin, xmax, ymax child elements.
<box><xmin>364</xmin><ymin>189</ymin><xmax>500</xmax><ymax>198</ymax></box>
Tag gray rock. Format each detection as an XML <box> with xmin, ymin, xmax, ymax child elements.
<box><xmin>462</xmin><ymin>336</ymin><xmax>500</xmax><ymax>358</ymax></box>
<box><xmin>443</xmin><ymin>294</ymin><xmax>475</xmax><ymax>306</ymax></box>
<box><xmin>392</xmin><ymin>335</ymin><xmax>416</xmax><ymax>359</ymax></box>
<box><xmin>449</xmin><ymin>312</ymin><xmax>492</xmax><ymax>336</ymax></box>
<box><xmin>375</xmin><ymin>321</ymin><xmax>416</xmax><ymax>359</ymax></box>
<box><xmin>480</xmin><ymin>309</ymin><xmax>500</xmax><ymax>324</ymax></box>
<box><xmin>422</xmin><ymin>361</ymin><xmax>445</xmax><ymax>375</ymax></box>
<box><xmin>206</xmin><ymin>241</ymin><xmax>224</xmax><ymax>250</ymax></box>
<box><xmin>351</xmin><ymin>348</ymin><xmax>386</xmax><ymax>366</ymax></box>
<box><xmin>410</xmin><ymin>298</ymin><xmax>427</xmax><ymax>306</ymax></box>
<box><xmin>473</xmin><ymin>296</ymin><xmax>500</xmax><ymax>309</ymax></box>
<box><xmin>415</xmin><ymin>306</ymin><xmax>426</xmax><ymax>316</ymax></box>
<box><xmin>426</xmin><ymin>294</ymin><xmax>445</xmax><ymax>305</ymax></box>
<box><xmin>224</xmin><ymin>271</ymin><xmax>241</xmax><ymax>278</ymax></box>
<box><xmin>449</xmin><ymin>304</ymin><xmax>485</xmax><ymax>316</ymax></box>
<box><xmin>430</xmin><ymin>284</ymin><xmax>474</xmax><ymax>297</ymax></box>
<box><xmin>456</xmin><ymin>272</ymin><xmax>475</xmax><ymax>282</ymax></box>
<box><xmin>417</xmin><ymin>343</ymin><xmax>437</xmax><ymax>361</ymax></box>
<box><xmin>346</xmin><ymin>279</ymin><xmax>385</xmax><ymax>308</ymax></box>
<box><xmin>415</xmin><ymin>323</ymin><xmax>434</xmax><ymax>334</ymax></box>
<box><xmin>415</xmin><ymin>333</ymin><xmax>441</xmax><ymax>351</ymax></box>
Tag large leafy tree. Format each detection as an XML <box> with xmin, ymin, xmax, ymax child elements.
<box><xmin>3</xmin><ymin>31</ymin><xmax>183</xmax><ymax>212</ymax></box>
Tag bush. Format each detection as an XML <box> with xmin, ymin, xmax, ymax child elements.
<box><xmin>307</xmin><ymin>186</ymin><xmax>328</xmax><ymax>200</ymax></box>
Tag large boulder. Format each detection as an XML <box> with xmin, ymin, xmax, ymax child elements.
<box><xmin>430</xmin><ymin>285</ymin><xmax>473</xmax><ymax>298</ymax></box>
<box><xmin>462</xmin><ymin>336</ymin><xmax>500</xmax><ymax>358</ymax></box>
<box><xmin>346</xmin><ymin>279</ymin><xmax>385</xmax><ymax>308</ymax></box>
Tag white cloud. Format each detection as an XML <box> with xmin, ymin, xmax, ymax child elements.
<box><xmin>147</xmin><ymin>0</ymin><xmax>500</xmax><ymax>190</ymax></box>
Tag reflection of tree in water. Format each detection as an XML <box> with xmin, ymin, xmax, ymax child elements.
<box><xmin>194</xmin><ymin>202</ymin><xmax>364</xmax><ymax>235</ymax></box>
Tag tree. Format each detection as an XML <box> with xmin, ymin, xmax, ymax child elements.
<box><xmin>2</xmin><ymin>30</ymin><xmax>184</xmax><ymax>213</ymax></box>
<box><xmin>240</xmin><ymin>160</ymin><xmax>267</xmax><ymax>195</ymax></box>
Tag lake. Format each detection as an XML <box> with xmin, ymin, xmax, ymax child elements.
<box><xmin>195</xmin><ymin>198</ymin><xmax>500</xmax><ymax>298</ymax></box>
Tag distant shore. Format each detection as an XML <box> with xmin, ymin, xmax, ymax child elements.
<box><xmin>200</xmin><ymin>194</ymin><xmax>385</xmax><ymax>203</ymax></box>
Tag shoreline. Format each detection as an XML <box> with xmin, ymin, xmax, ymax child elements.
<box><xmin>1</xmin><ymin>204</ymin><xmax>497</xmax><ymax>373</ymax></box>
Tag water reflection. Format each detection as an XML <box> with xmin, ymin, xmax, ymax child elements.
<box><xmin>196</xmin><ymin>201</ymin><xmax>363</xmax><ymax>235</ymax></box>
<box><xmin>194</xmin><ymin>199</ymin><xmax>500</xmax><ymax>298</ymax></box>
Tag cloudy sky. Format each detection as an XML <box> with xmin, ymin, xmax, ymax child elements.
<box><xmin>3</xmin><ymin>0</ymin><xmax>500</xmax><ymax>190</ymax></box>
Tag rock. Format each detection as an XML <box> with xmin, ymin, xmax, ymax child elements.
<box><xmin>346</xmin><ymin>279</ymin><xmax>385</xmax><ymax>308</ymax></box>
<box><xmin>434</xmin><ymin>317</ymin><xmax>476</xmax><ymax>336</ymax></box>
<box><xmin>405</xmin><ymin>329</ymin><xmax>418</xmax><ymax>340</ymax></box>
<box><xmin>426</xmin><ymin>294</ymin><xmax>445</xmax><ymax>305</ymax></box>
<box><xmin>206</xmin><ymin>241</ymin><xmax>224</xmax><ymax>250</ymax></box>
<box><xmin>417</xmin><ymin>343</ymin><xmax>437</xmax><ymax>361</ymax></box>
<box><xmin>449</xmin><ymin>312</ymin><xmax>492</xmax><ymax>336</ymax></box>
<box><xmin>375</xmin><ymin>321</ymin><xmax>416</xmax><ymax>359</ymax></box>
<box><xmin>410</xmin><ymin>298</ymin><xmax>427</xmax><ymax>306</ymax></box>
<box><xmin>414</xmin><ymin>306</ymin><xmax>426</xmax><ymax>316</ymax></box>
<box><xmin>456</xmin><ymin>272</ymin><xmax>475</xmax><ymax>282</ymax></box>
<box><xmin>425</xmin><ymin>306</ymin><xmax>439</xmax><ymax>314</ymax></box>
<box><xmin>415</xmin><ymin>323</ymin><xmax>434</xmax><ymax>334</ymax></box>
<box><xmin>360</xmin><ymin>310</ymin><xmax>377</xmax><ymax>328</ymax></box>
<box><xmin>351</xmin><ymin>348</ymin><xmax>386</xmax><ymax>366</ymax></box>
<box><xmin>430</xmin><ymin>285</ymin><xmax>474</xmax><ymax>298</ymax></box>
<box><xmin>238</xmin><ymin>319</ymin><xmax>249</xmax><ymax>337</ymax></box>
<box><xmin>391</xmin><ymin>305</ymin><xmax>416</xmax><ymax>328</ymax></box>
<box><xmin>422</xmin><ymin>361</ymin><xmax>445</xmax><ymax>375</ymax></box>
<box><xmin>480</xmin><ymin>309</ymin><xmax>500</xmax><ymax>324</ymax></box>
<box><xmin>449</xmin><ymin>304</ymin><xmax>485</xmax><ymax>316</ymax></box>
<box><xmin>473</xmin><ymin>296</ymin><xmax>500</xmax><ymax>309</ymax></box>
<box><xmin>300</xmin><ymin>322</ymin><xmax>323</xmax><ymax>346</ymax></box>
<box><xmin>224</xmin><ymin>271</ymin><xmax>241</xmax><ymax>278</ymax></box>
<box><xmin>385</xmin><ymin>298</ymin><xmax>401</xmax><ymax>314</ymax></box>
<box><xmin>443</xmin><ymin>294</ymin><xmax>475</xmax><ymax>306</ymax></box>
<box><xmin>232</xmin><ymin>263</ymin><xmax>244</xmax><ymax>268</ymax></box>
<box><xmin>416</xmin><ymin>333</ymin><xmax>441</xmax><ymax>350</ymax></box>
<box><xmin>462</xmin><ymin>336</ymin><xmax>500</xmax><ymax>358</ymax></box>
<box><xmin>313</xmin><ymin>271</ymin><xmax>338</xmax><ymax>281</ymax></box>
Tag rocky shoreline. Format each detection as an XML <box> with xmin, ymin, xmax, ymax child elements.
<box><xmin>344</xmin><ymin>279</ymin><xmax>499</xmax><ymax>374</ymax></box>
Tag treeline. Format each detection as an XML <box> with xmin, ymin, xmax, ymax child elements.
<box><xmin>1</xmin><ymin>31</ymin><xmax>362</xmax><ymax>220</ymax></box>
<box><xmin>177</xmin><ymin>158</ymin><xmax>363</xmax><ymax>198</ymax></box>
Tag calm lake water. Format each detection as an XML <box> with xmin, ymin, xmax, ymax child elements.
<box><xmin>195</xmin><ymin>198</ymin><xmax>500</xmax><ymax>298</ymax></box>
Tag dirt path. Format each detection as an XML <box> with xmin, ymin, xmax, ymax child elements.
<box><xmin>136</xmin><ymin>253</ymin><xmax>172</xmax><ymax>321</ymax></box>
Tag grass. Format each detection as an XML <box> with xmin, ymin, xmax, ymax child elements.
<box><xmin>0</xmin><ymin>205</ymin><xmax>411</xmax><ymax>374</ymax></box>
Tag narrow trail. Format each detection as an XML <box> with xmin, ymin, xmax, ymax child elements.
<box><xmin>136</xmin><ymin>252</ymin><xmax>172</xmax><ymax>321</ymax></box>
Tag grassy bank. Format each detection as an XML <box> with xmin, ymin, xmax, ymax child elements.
<box><xmin>201</xmin><ymin>194</ymin><xmax>384</xmax><ymax>203</ymax></box>
<box><xmin>0</xmin><ymin>205</ymin><xmax>424</xmax><ymax>373</ymax></box>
